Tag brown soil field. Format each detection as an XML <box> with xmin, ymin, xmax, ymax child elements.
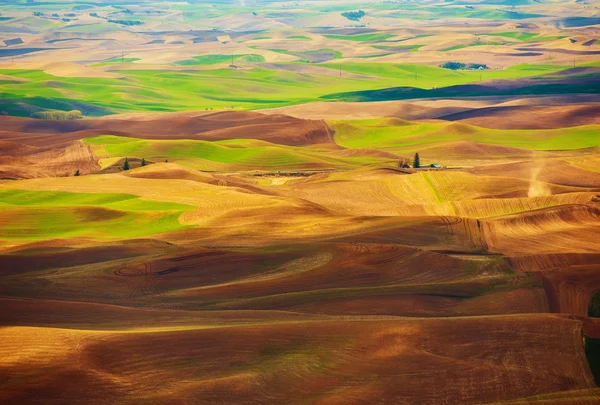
<box><xmin>265</xmin><ymin>101</ymin><xmax>600</xmax><ymax>130</ymax></box>
<box><xmin>0</xmin><ymin>112</ymin><xmax>334</xmax><ymax>148</ymax></box>
<box><xmin>2</xmin><ymin>152</ymin><xmax>599</xmax><ymax>403</ymax></box>
<box><xmin>0</xmin><ymin>140</ymin><xmax>99</xmax><ymax>179</ymax></box>
<box><xmin>0</xmin><ymin>314</ymin><xmax>596</xmax><ymax>405</ymax></box>
<box><xmin>2</xmin><ymin>1</ymin><xmax>600</xmax><ymax>401</ymax></box>
<box><xmin>440</xmin><ymin>104</ymin><xmax>600</xmax><ymax>129</ymax></box>
<box><xmin>1</xmin><ymin>103</ymin><xmax>599</xmax><ymax>405</ymax></box>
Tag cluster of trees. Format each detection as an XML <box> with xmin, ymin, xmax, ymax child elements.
<box><xmin>30</xmin><ymin>110</ymin><xmax>82</xmax><ymax>120</ymax></box>
<box><xmin>398</xmin><ymin>153</ymin><xmax>421</xmax><ymax>169</ymax></box>
<box><xmin>121</xmin><ymin>158</ymin><xmax>146</xmax><ymax>171</ymax></box>
<box><xmin>341</xmin><ymin>10</ymin><xmax>366</xmax><ymax>21</ymax></box>
<box><xmin>89</xmin><ymin>11</ymin><xmax>143</xmax><ymax>25</ymax></box>
<box><xmin>108</xmin><ymin>19</ymin><xmax>143</xmax><ymax>26</ymax></box>
<box><xmin>440</xmin><ymin>62</ymin><xmax>489</xmax><ymax>71</ymax></box>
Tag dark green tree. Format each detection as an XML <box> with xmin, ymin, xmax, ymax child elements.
<box><xmin>74</xmin><ymin>169</ymin><xmax>80</xmax><ymax>176</ymax></box>
<box><xmin>141</xmin><ymin>158</ymin><xmax>146</xmax><ymax>167</ymax></box>
<box><xmin>413</xmin><ymin>153</ymin><xmax>420</xmax><ymax>169</ymax></box>
<box><xmin>123</xmin><ymin>157</ymin><xmax>130</xmax><ymax>171</ymax></box>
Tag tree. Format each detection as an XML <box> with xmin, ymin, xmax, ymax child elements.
<box><xmin>342</xmin><ymin>10</ymin><xmax>365</xmax><ymax>21</ymax></box>
<box><xmin>123</xmin><ymin>157</ymin><xmax>130</xmax><ymax>171</ymax></box>
<box><xmin>74</xmin><ymin>169</ymin><xmax>80</xmax><ymax>176</ymax></box>
<box><xmin>413</xmin><ymin>153</ymin><xmax>420</xmax><ymax>169</ymax></box>
<box><xmin>30</xmin><ymin>109</ymin><xmax>82</xmax><ymax>120</ymax></box>
<box><xmin>141</xmin><ymin>158</ymin><xmax>146</xmax><ymax>167</ymax></box>
<box><xmin>398</xmin><ymin>157</ymin><xmax>411</xmax><ymax>168</ymax></box>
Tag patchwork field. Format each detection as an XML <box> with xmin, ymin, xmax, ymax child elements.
<box><xmin>1</xmin><ymin>0</ymin><xmax>599</xmax><ymax>404</ymax></box>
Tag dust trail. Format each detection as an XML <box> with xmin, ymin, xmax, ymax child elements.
<box><xmin>528</xmin><ymin>159</ymin><xmax>551</xmax><ymax>197</ymax></box>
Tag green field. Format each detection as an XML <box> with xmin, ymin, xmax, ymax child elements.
<box><xmin>477</xmin><ymin>32</ymin><xmax>565</xmax><ymax>42</ymax></box>
<box><xmin>0</xmin><ymin>189</ymin><xmax>194</xmax><ymax>240</ymax></box>
<box><xmin>332</xmin><ymin>118</ymin><xmax>600</xmax><ymax>152</ymax></box>
<box><xmin>373</xmin><ymin>45</ymin><xmax>424</xmax><ymax>52</ymax></box>
<box><xmin>175</xmin><ymin>54</ymin><xmax>265</xmax><ymax>66</ymax></box>
<box><xmin>0</xmin><ymin>61</ymin><xmax>577</xmax><ymax>116</ymax></box>
<box><xmin>93</xmin><ymin>58</ymin><xmax>141</xmax><ymax>67</ymax></box>
<box><xmin>319</xmin><ymin>63</ymin><xmax>569</xmax><ymax>87</ymax></box>
<box><xmin>84</xmin><ymin>136</ymin><xmax>387</xmax><ymax>170</ymax></box>
<box><xmin>0</xmin><ymin>67</ymin><xmax>399</xmax><ymax>115</ymax></box>
<box><xmin>287</xmin><ymin>35</ymin><xmax>311</xmax><ymax>41</ymax></box>
<box><xmin>323</xmin><ymin>33</ymin><xmax>395</xmax><ymax>42</ymax></box>
<box><xmin>441</xmin><ymin>42</ymin><xmax>505</xmax><ymax>52</ymax></box>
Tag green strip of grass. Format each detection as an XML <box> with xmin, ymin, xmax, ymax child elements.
<box><xmin>477</xmin><ymin>31</ymin><xmax>539</xmax><ymax>41</ymax></box>
<box><xmin>0</xmin><ymin>189</ymin><xmax>195</xmax><ymax>240</ymax></box>
<box><xmin>0</xmin><ymin>67</ymin><xmax>401</xmax><ymax>114</ymax></box>
<box><xmin>318</xmin><ymin>63</ymin><xmax>568</xmax><ymax>87</ymax></box>
<box><xmin>441</xmin><ymin>42</ymin><xmax>505</xmax><ymax>52</ymax></box>
<box><xmin>323</xmin><ymin>33</ymin><xmax>394</xmax><ymax>42</ymax></box>
<box><xmin>92</xmin><ymin>58</ymin><xmax>140</xmax><ymax>67</ymax></box>
<box><xmin>331</xmin><ymin>118</ymin><xmax>600</xmax><ymax>151</ymax></box>
<box><xmin>84</xmin><ymin>135</ymin><xmax>387</xmax><ymax>170</ymax></box>
<box><xmin>0</xmin><ymin>61</ymin><xmax>574</xmax><ymax>116</ymax></box>
<box><xmin>373</xmin><ymin>45</ymin><xmax>423</xmax><ymax>52</ymax></box>
<box><xmin>175</xmin><ymin>54</ymin><xmax>265</xmax><ymax>66</ymax></box>
<box><xmin>287</xmin><ymin>35</ymin><xmax>311</xmax><ymax>41</ymax></box>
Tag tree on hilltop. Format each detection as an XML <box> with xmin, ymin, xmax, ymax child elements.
<box><xmin>141</xmin><ymin>158</ymin><xmax>146</xmax><ymax>167</ymax></box>
<box><xmin>74</xmin><ymin>169</ymin><xmax>80</xmax><ymax>176</ymax></box>
<box><xmin>123</xmin><ymin>158</ymin><xmax>130</xmax><ymax>171</ymax></box>
<box><xmin>413</xmin><ymin>153</ymin><xmax>420</xmax><ymax>169</ymax></box>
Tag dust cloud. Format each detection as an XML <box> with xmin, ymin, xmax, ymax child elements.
<box><xmin>528</xmin><ymin>162</ymin><xmax>552</xmax><ymax>197</ymax></box>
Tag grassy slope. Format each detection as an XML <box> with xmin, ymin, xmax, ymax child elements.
<box><xmin>84</xmin><ymin>135</ymin><xmax>387</xmax><ymax>170</ymax></box>
<box><xmin>0</xmin><ymin>67</ymin><xmax>398</xmax><ymax>114</ymax></box>
<box><xmin>319</xmin><ymin>63</ymin><xmax>568</xmax><ymax>87</ymax></box>
<box><xmin>92</xmin><ymin>58</ymin><xmax>141</xmax><ymax>67</ymax></box>
<box><xmin>175</xmin><ymin>54</ymin><xmax>266</xmax><ymax>66</ymax></box>
<box><xmin>478</xmin><ymin>32</ymin><xmax>565</xmax><ymax>41</ymax></box>
<box><xmin>0</xmin><ymin>189</ymin><xmax>194</xmax><ymax>240</ymax></box>
<box><xmin>0</xmin><ymin>62</ymin><xmax>574</xmax><ymax>115</ymax></box>
<box><xmin>323</xmin><ymin>33</ymin><xmax>395</xmax><ymax>42</ymax></box>
<box><xmin>332</xmin><ymin>118</ymin><xmax>600</xmax><ymax>151</ymax></box>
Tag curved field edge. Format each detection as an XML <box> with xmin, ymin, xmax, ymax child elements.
<box><xmin>83</xmin><ymin>135</ymin><xmax>391</xmax><ymax>170</ymax></box>
<box><xmin>330</xmin><ymin>118</ymin><xmax>600</xmax><ymax>151</ymax></box>
<box><xmin>0</xmin><ymin>189</ymin><xmax>195</xmax><ymax>240</ymax></box>
<box><xmin>0</xmin><ymin>61</ymin><xmax>580</xmax><ymax>116</ymax></box>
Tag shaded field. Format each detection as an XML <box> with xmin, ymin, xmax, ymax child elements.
<box><xmin>1</xmin><ymin>314</ymin><xmax>595</xmax><ymax>405</ymax></box>
<box><xmin>0</xmin><ymin>111</ymin><xmax>334</xmax><ymax>148</ymax></box>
